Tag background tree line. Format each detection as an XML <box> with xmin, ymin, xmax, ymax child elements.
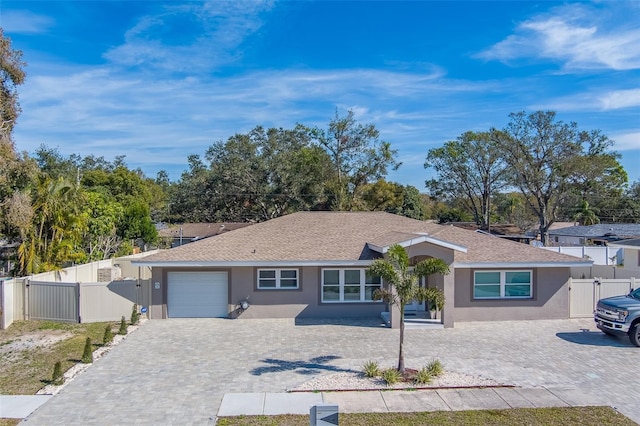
<box><xmin>425</xmin><ymin>110</ymin><xmax>639</xmax><ymax>244</ymax></box>
<box><xmin>1</xmin><ymin>30</ymin><xmax>638</xmax><ymax>276</ymax></box>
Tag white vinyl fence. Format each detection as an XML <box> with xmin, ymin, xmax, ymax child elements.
<box><xmin>542</xmin><ymin>246</ymin><xmax>622</xmax><ymax>266</ymax></box>
<box><xmin>0</xmin><ymin>251</ymin><xmax>157</xmax><ymax>329</ymax></box>
<box><xmin>569</xmin><ymin>277</ymin><xmax>637</xmax><ymax>318</ymax></box>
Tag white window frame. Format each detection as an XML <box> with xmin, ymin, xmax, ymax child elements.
<box><xmin>257</xmin><ymin>268</ymin><xmax>299</xmax><ymax>290</ymax></box>
<box><xmin>473</xmin><ymin>270</ymin><xmax>532</xmax><ymax>299</ymax></box>
<box><xmin>321</xmin><ymin>268</ymin><xmax>382</xmax><ymax>303</ymax></box>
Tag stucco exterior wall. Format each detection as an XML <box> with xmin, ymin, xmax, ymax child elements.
<box><xmin>230</xmin><ymin>266</ymin><xmax>385</xmax><ymax>319</ymax></box>
<box><xmin>148</xmin><ymin>265</ymin><xmax>385</xmax><ymax>319</ymax></box>
<box><xmin>453</xmin><ymin>267</ymin><xmax>570</xmax><ymax>321</ymax></box>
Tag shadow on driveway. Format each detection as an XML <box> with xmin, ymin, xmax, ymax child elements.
<box><xmin>250</xmin><ymin>355</ymin><xmax>355</xmax><ymax>376</ymax></box>
<box><xmin>294</xmin><ymin>317</ymin><xmax>385</xmax><ymax>328</ymax></box>
<box><xmin>556</xmin><ymin>329</ymin><xmax>634</xmax><ymax>347</ymax></box>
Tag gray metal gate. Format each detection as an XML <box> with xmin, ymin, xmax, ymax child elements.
<box><xmin>27</xmin><ymin>281</ymin><xmax>79</xmax><ymax>323</ymax></box>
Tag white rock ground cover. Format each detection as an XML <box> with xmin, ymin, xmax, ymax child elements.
<box><xmin>292</xmin><ymin>370</ymin><xmax>505</xmax><ymax>391</ymax></box>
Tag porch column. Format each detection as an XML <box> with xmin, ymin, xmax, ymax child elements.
<box><xmin>442</xmin><ymin>271</ymin><xmax>455</xmax><ymax>328</ymax></box>
<box><xmin>389</xmin><ymin>300</ymin><xmax>401</xmax><ymax>329</ymax></box>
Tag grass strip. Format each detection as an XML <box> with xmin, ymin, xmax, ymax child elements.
<box><xmin>217</xmin><ymin>406</ymin><xmax>635</xmax><ymax>426</ymax></box>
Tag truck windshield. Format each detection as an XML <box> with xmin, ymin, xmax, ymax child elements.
<box><xmin>630</xmin><ymin>288</ymin><xmax>640</xmax><ymax>300</ymax></box>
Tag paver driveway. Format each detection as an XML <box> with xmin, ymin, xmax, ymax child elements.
<box><xmin>23</xmin><ymin>317</ymin><xmax>640</xmax><ymax>425</ymax></box>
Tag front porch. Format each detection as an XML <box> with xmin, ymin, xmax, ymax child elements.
<box><xmin>380</xmin><ymin>311</ymin><xmax>444</xmax><ymax>329</ymax></box>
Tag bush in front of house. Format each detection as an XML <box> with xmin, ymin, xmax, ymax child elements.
<box><xmin>52</xmin><ymin>361</ymin><xmax>65</xmax><ymax>385</ymax></box>
<box><xmin>130</xmin><ymin>304</ymin><xmax>140</xmax><ymax>325</ymax></box>
<box><xmin>81</xmin><ymin>337</ymin><xmax>93</xmax><ymax>364</ymax></box>
<box><xmin>426</xmin><ymin>359</ymin><xmax>444</xmax><ymax>377</ymax></box>
<box><xmin>103</xmin><ymin>324</ymin><xmax>113</xmax><ymax>346</ymax></box>
<box><xmin>118</xmin><ymin>316</ymin><xmax>127</xmax><ymax>335</ymax></box>
<box><xmin>381</xmin><ymin>368</ymin><xmax>402</xmax><ymax>385</ymax></box>
<box><xmin>363</xmin><ymin>360</ymin><xmax>380</xmax><ymax>378</ymax></box>
<box><xmin>414</xmin><ymin>367</ymin><xmax>433</xmax><ymax>385</ymax></box>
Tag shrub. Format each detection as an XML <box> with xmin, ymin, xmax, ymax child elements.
<box><xmin>118</xmin><ymin>316</ymin><xmax>127</xmax><ymax>335</ymax></box>
<box><xmin>130</xmin><ymin>304</ymin><xmax>140</xmax><ymax>325</ymax></box>
<box><xmin>52</xmin><ymin>361</ymin><xmax>65</xmax><ymax>385</ymax></box>
<box><xmin>81</xmin><ymin>337</ymin><xmax>93</xmax><ymax>364</ymax></box>
<box><xmin>426</xmin><ymin>359</ymin><xmax>444</xmax><ymax>377</ymax></box>
<box><xmin>414</xmin><ymin>367</ymin><xmax>433</xmax><ymax>385</ymax></box>
<box><xmin>103</xmin><ymin>324</ymin><xmax>113</xmax><ymax>346</ymax></box>
<box><xmin>381</xmin><ymin>368</ymin><xmax>402</xmax><ymax>385</ymax></box>
<box><xmin>363</xmin><ymin>360</ymin><xmax>380</xmax><ymax>378</ymax></box>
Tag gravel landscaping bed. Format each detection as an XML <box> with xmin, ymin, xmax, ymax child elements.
<box><xmin>291</xmin><ymin>370</ymin><xmax>506</xmax><ymax>391</ymax></box>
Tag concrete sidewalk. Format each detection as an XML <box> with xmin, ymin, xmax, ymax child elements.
<box><xmin>0</xmin><ymin>395</ymin><xmax>52</xmax><ymax>419</ymax></box>
<box><xmin>217</xmin><ymin>386</ymin><xmax>603</xmax><ymax>417</ymax></box>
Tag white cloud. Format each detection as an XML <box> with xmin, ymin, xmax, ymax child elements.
<box><xmin>103</xmin><ymin>1</ymin><xmax>274</xmax><ymax>72</ymax></box>
<box><xmin>477</xmin><ymin>4</ymin><xmax>640</xmax><ymax>71</ymax></box>
<box><xmin>2</xmin><ymin>10</ymin><xmax>54</xmax><ymax>34</ymax></box>
<box><xmin>600</xmin><ymin>89</ymin><xmax>640</xmax><ymax>110</ymax></box>
<box><xmin>13</xmin><ymin>63</ymin><xmax>507</xmax><ymax>183</ymax></box>
<box><xmin>531</xmin><ymin>88</ymin><xmax>640</xmax><ymax>112</ymax></box>
<box><xmin>610</xmin><ymin>131</ymin><xmax>640</xmax><ymax>152</ymax></box>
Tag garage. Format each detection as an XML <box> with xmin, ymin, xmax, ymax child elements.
<box><xmin>167</xmin><ymin>271</ymin><xmax>229</xmax><ymax>318</ymax></box>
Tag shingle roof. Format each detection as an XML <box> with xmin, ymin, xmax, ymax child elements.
<box><xmin>609</xmin><ymin>238</ymin><xmax>640</xmax><ymax>248</ymax></box>
<box><xmin>137</xmin><ymin>212</ymin><xmax>588</xmax><ymax>265</ymax></box>
<box><xmin>548</xmin><ymin>224</ymin><xmax>640</xmax><ymax>239</ymax></box>
<box><xmin>157</xmin><ymin>223</ymin><xmax>251</xmax><ymax>239</ymax></box>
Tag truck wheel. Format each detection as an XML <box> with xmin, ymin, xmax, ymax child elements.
<box><xmin>629</xmin><ymin>323</ymin><xmax>640</xmax><ymax>347</ymax></box>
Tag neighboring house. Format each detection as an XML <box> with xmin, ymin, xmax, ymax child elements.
<box><xmin>157</xmin><ymin>223</ymin><xmax>252</xmax><ymax>248</ymax></box>
<box><xmin>0</xmin><ymin>242</ymin><xmax>18</xmax><ymax>278</ymax></box>
<box><xmin>548</xmin><ymin>224</ymin><xmax>640</xmax><ymax>247</ymax></box>
<box><xmin>609</xmin><ymin>239</ymin><xmax>640</xmax><ymax>271</ymax></box>
<box><xmin>134</xmin><ymin>212</ymin><xmax>590</xmax><ymax>328</ymax></box>
<box><xmin>448</xmin><ymin>222</ymin><xmax>536</xmax><ymax>244</ymax></box>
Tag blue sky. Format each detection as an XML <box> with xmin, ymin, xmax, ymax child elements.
<box><xmin>2</xmin><ymin>1</ymin><xmax>639</xmax><ymax>189</ymax></box>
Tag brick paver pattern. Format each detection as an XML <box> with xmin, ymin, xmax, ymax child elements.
<box><xmin>22</xmin><ymin>317</ymin><xmax>640</xmax><ymax>425</ymax></box>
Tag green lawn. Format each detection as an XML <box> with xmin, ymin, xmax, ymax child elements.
<box><xmin>0</xmin><ymin>320</ymin><xmax>117</xmax><ymax>395</ymax></box>
<box><xmin>217</xmin><ymin>406</ymin><xmax>635</xmax><ymax>426</ymax></box>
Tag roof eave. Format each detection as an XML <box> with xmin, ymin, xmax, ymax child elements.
<box><xmin>131</xmin><ymin>260</ymin><xmax>377</xmax><ymax>267</ymax></box>
<box><xmin>367</xmin><ymin>235</ymin><xmax>468</xmax><ymax>254</ymax></box>
<box><xmin>453</xmin><ymin>261</ymin><xmax>593</xmax><ymax>268</ymax></box>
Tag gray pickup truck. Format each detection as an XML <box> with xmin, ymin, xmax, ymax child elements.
<box><xmin>594</xmin><ymin>287</ymin><xmax>640</xmax><ymax>347</ymax></box>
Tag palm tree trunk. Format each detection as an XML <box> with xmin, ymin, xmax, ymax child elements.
<box><xmin>398</xmin><ymin>305</ymin><xmax>405</xmax><ymax>373</ymax></box>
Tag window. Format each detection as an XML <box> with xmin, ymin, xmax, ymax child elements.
<box><xmin>474</xmin><ymin>270</ymin><xmax>532</xmax><ymax>299</ymax></box>
<box><xmin>321</xmin><ymin>269</ymin><xmax>382</xmax><ymax>303</ymax></box>
<box><xmin>257</xmin><ymin>269</ymin><xmax>299</xmax><ymax>289</ymax></box>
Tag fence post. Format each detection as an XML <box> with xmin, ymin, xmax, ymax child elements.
<box><xmin>76</xmin><ymin>282</ymin><xmax>81</xmax><ymax>323</ymax></box>
<box><xmin>24</xmin><ymin>279</ymin><xmax>30</xmax><ymax>321</ymax></box>
<box><xmin>0</xmin><ymin>280</ymin><xmax>4</xmax><ymax>329</ymax></box>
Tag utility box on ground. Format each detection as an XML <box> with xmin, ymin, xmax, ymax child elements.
<box><xmin>310</xmin><ymin>404</ymin><xmax>338</xmax><ymax>426</ymax></box>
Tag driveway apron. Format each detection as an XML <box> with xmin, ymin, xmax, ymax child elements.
<box><xmin>21</xmin><ymin>318</ymin><xmax>640</xmax><ymax>425</ymax></box>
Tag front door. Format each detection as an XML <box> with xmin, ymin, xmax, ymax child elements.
<box><xmin>405</xmin><ymin>277</ymin><xmax>426</xmax><ymax>313</ymax></box>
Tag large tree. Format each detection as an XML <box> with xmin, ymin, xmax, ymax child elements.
<box><xmin>500</xmin><ymin>111</ymin><xmax>627</xmax><ymax>244</ymax></box>
<box><xmin>368</xmin><ymin>245</ymin><xmax>449</xmax><ymax>374</ymax></box>
<box><xmin>309</xmin><ymin>110</ymin><xmax>400</xmax><ymax>210</ymax></box>
<box><xmin>0</xmin><ymin>29</ymin><xmax>37</xmax><ymax>240</ymax></box>
<box><xmin>425</xmin><ymin>130</ymin><xmax>508</xmax><ymax>229</ymax></box>
<box><xmin>171</xmin><ymin>125</ymin><xmax>335</xmax><ymax>222</ymax></box>
<box><xmin>0</xmin><ymin>29</ymin><xmax>26</xmax><ymax>143</ymax></box>
<box><xmin>17</xmin><ymin>176</ymin><xmax>87</xmax><ymax>274</ymax></box>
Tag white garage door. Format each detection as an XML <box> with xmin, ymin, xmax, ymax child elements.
<box><xmin>167</xmin><ymin>272</ymin><xmax>228</xmax><ymax>318</ymax></box>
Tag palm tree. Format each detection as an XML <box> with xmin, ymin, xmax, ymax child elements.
<box><xmin>574</xmin><ymin>200</ymin><xmax>600</xmax><ymax>226</ymax></box>
<box><xmin>367</xmin><ymin>244</ymin><xmax>450</xmax><ymax>373</ymax></box>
